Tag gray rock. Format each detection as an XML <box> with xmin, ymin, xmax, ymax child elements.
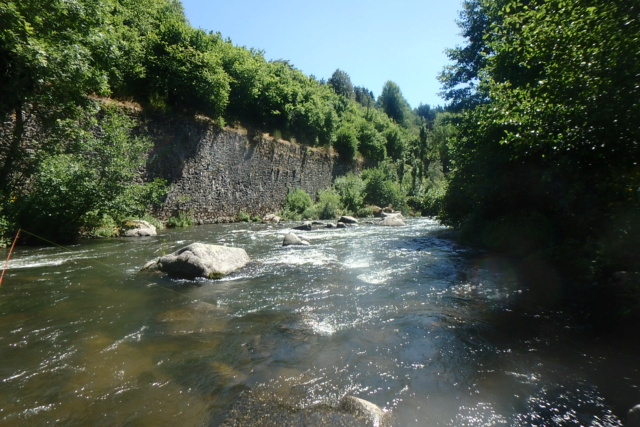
<box><xmin>121</xmin><ymin>219</ymin><xmax>157</xmax><ymax>237</ymax></box>
<box><xmin>282</xmin><ymin>233</ymin><xmax>310</xmax><ymax>247</ymax></box>
<box><xmin>142</xmin><ymin>243</ymin><xmax>249</xmax><ymax>279</ymax></box>
<box><xmin>325</xmin><ymin>223</ymin><xmax>337</xmax><ymax>229</ymax></box>
<box><xmin>262</xmin><ymin>214</ymin><xmax>281</xmax><ymax>224</ymax></box>
<box><xmin>379</xmin><ymin>213</ymin><xmax>406</xmax><ymax>227</ymax></box>
<box><xmin>380</xmin><ymin>210</ymin><xmax>403</xmax><ymax>218</ymax></box>
<box><xmin>336</xmin><ymin>222</ymin><xmax>347</xmax><ymax>229</ymax></box>
<box><xmin>339</xmin><ymin>215</ymin><xmax>358</xmax><ymax>224</ymax></box>
<box><xmin>293</xmin><ymin>221</ymin><xmax>313</xmax><ymax>231</ymax></box>
<box><xmin>628</xmin><ymin>404</ymin><xmax>640</xmax><ymax>427</ymax></box>
<box><xmin>339</xmin><ymin>395</ymin><xmax>388</xmax><ymax>426</ymax></box>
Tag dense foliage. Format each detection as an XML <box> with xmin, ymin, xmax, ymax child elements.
<box><xmin>1</xmin><ymin>0</ymin><xmax>450</xmax><ymax>244</ymax></box>
<box><xmin>438</xmin><ymin>0</ymin><xmax>640</xmax><ymax>316</ymax></box>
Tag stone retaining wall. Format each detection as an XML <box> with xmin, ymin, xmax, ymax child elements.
<box><xmin>142</xmin><ymin>115</ymin><xmax>356</xmax><ymax>223</ymax></box>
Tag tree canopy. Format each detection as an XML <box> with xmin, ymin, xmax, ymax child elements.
<box><xmin>438</xmin><ymin>0</ymin><xmax>640</xmax><ymax>298</ymax></box>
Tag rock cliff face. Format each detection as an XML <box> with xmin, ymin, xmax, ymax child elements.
<box><xmin>142</xmin><ymin>115</ymin><xmax>356</xmax><ymax>223</ymax></box>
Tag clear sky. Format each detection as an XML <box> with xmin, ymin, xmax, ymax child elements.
<box><xmin>179</xmin><ymin>0</ymin><xmax>465</xmax><ymax>110</ymax></box>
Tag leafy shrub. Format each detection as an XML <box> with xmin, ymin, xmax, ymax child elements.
<box><xmin>314</xmin><ymin>188</ymin><xmax>341</xmax><ymax>220</ymax></box>
<box><xmin>284</xmin><ymin>188</ymin><xmax>313</xmax><ymax>215</ymax></box>
<box><xmin>356</xmin><ymin>205</ymin><xmax>376</xmax><ymax>218</ymax></box>
<box><xmin>81</xmin><ymin>212</ymin><xmax>119</xmax><ymax>238</ymax></box>
<box><xmin>362</xmin><ymin>165</ymin><xmax>407</xmax><ymax>212</ymax></box>
<box><xmin>13</xmin><ymin>109</ymin><xmax>168</xmax><ymax>243</ymax></box>
<box><xmin>357</xmin><ymin>123</ymin><xmax>387</xmax><ymax>163</ymax></box>
<box><xmin>0</xmin><ymin>208</ymin><xmax>15</xmax><ymax>248</ymax></box>
<box><xmin>237</xmin><ymin>211</ymin><xmax>251</xmax><ymax>222</ymax></box>
<box><xmin>141</xmin><ymin>214</ymin><xmax>165</xmax><ymax>230</ymax></box>
<box><xmin>333</xmin><ymin>173</ymin><xmax>365</xmax><ymax>214</ymax></box>
<box><xmin>166</xmin><ymin>212</ymin><xmax>194</xmax><ymax>228</ymax></box>
<box><xmin>333</xmin><ymin>125</ymin><xmax>358</xmax><ymax>161</ymax></box>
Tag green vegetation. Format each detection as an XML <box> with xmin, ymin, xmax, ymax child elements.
<box><xmin>282</xmin><ymin>188</ymin><xmax>314</xmax><ymax>220</ymax></box>
<box><xmin>166</xmin><ymin>212</ymin><xmax>194</xmax><ymax>228</ymax></box>
<box><xmin>237</xmin><ymin>212</ymin><xmax>251</xmax><ymax>222</ymax></box>
<box><xmin>436</xmin><ymin>0</ymin><xmax>640</xmax><ymax>319</ymax></box>
<box><xmin>314</xmin><ymin>188</ymin><xmax>342</xmax><ymax>220</ymax></box>
<box><xmin>0</xmin><ymin>0</ymin><xmax>449</xmax><ymax>244</ymax></box>
<box><xmin>280</xmin><ymin>165</ymin><xmax>412</xmax><ymax>222</ymax></box>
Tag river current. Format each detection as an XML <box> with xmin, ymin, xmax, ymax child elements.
<box><xmin>0</xmin><ymin>218</ymin><xmax>638</xmax><ymax>425</ymax></box>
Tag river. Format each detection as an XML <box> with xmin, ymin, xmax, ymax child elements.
<box><xmin>0</xmin><ymin>218</ymin><xmax>638</xmax><ymax>425</ymax></box>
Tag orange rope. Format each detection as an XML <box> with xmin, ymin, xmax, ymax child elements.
<box><xmin>0</xmin><ymin>229</ymin><xmax>21</xmax><ymax>287</ymax></box>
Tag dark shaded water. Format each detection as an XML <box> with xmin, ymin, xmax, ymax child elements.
<box><xmin>0</xmin><ymin>218</ymin><xmax>638</xmax><ymax>425</ymax></box>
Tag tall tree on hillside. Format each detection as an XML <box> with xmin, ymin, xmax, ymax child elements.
<box><xmin>328</xmin><ymin>69</ymin><xmax>354</xmax><ymax>99</ymax></box>
<box><xmin>354</xmin><ymin>86</ymin><xmax>375</xmax><ymax>109</ymax></box>
<box><xmin>438</xmin><ymin>0</ymin><xmax>496</xmax><ymax>111</ymax></box>
<box><xmin>377</xmin><ymin>81</ymin><xmax>411</xmax><ymax>126</ymax></box>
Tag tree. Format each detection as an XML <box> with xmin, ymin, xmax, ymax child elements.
<box><xmin>0</xmin><ymin>0</ymin><xmax>111</xmax><ymax>194</ymax></box>
<box><xmin>333</xmin><ymin>173</ymin><xmax>365</xmax><ymax>214</ymax></box>
<box><xmin>14</xmin><ymin>108</ymin><xmax>166</xmax><ymax>243</ymax></box>
<box><xmin>415</xmin><ymin>103</ymin><xmax>444</xmax><ymax>129</ymax></box>
<box><xmin>357</xmin><ymin>122</ymin><xmax>387</xmax><ymax>164</ymax></box>
<box><xmin>143</xmin><ymin>18</ymin><xmax>230</xmax><ymax>117</ymax></box>
<box><xmin>354</xmin><ymin>86</ymin><xmax>375</xmax><ymax>109</ymax></box>
<box><xmin>361</xmin><ymin>163</ymin><xmax>407</xmax><ymax>211</ymax></box>
<box><xmin>328</xmin><ymin>69</ymin><xmax>354</xmax><ymax>99</ymax></box>
<box><xmin>438</xmin><ymin>0</ymin><xmax>495</xmax><ymax>110</ymax></box>
<box><xmin>377</xmin><ymin>81</ymin><xmax>412</xmax><ymax>126</ymax></box>
<box><xmin>333</xmin><ymin>125</ymin><xmax>358</xmax><ymax>161</ymax></box>
<box><xmin>440</xmin><ymin>0</ymin><xmax>640</xmax><ymax>279</ymax></box>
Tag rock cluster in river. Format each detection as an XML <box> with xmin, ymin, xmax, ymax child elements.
<box><xmin>287</xmin><ymin>211</ymin><xmax>407</xmax><ymax>235</ymax></box>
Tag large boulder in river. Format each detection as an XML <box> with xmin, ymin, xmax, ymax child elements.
<box><xmin>121</xmin><ymin>219</ymin><xmax>157</xmax><ymax>237</ymax></box>
<box><xmin>283</xmin><ymin>233</ymin><xmax>310</xmax><ymax>247</ymax></box>
<box><xmin>143</xmin><ymin>243</ymin><xmax>249</xmax><ymax>279</ymax></box>
<box><xmin>379</xmin><ymin>213</ymin><xmax>406</xmax><ymax>226</ymax></box>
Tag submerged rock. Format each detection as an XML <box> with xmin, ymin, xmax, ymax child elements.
<box><xmin>221</xmin><ymin>391</ymin><xmax>390</xmax><ymax>427</ymax></box>
<box><xmin>121</xmin><ymin>219</ymin><xmax>157</xmax><ymax>237</ymax></box>
<box><xmin>340</xmin><ymin>395</ymin><xmax>389</xmax><ymax>426</ymax></box>
<box><xmin>283</xmin><ymin>233</ymin><xmax>310</xmax><ymax>247</ymax></box>
<box><xmin>628</xmin><ymin>404</ymin><xmax>640</xmax><ymax>427</ymax></box>
<box><xmin>142</xmin><ymin>243</ymin><xmax>249</xmax><ymax>279</ymax></box>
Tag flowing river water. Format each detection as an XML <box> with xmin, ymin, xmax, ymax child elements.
<box><xmin>0</xmin><ymin>218</ymin><xmax>638</xmax><ymax>426</ymax></box>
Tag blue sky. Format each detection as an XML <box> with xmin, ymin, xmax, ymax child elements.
<box><xmin>180</xmin><ymin>0</ymin><xmax>465</xmax><ymax>109</ymax></box>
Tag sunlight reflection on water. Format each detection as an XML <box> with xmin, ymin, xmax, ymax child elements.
<box><xmin>0</xmin><ymin>218</ymin><xmax>636</xmax><ymax>426</ymax></box>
